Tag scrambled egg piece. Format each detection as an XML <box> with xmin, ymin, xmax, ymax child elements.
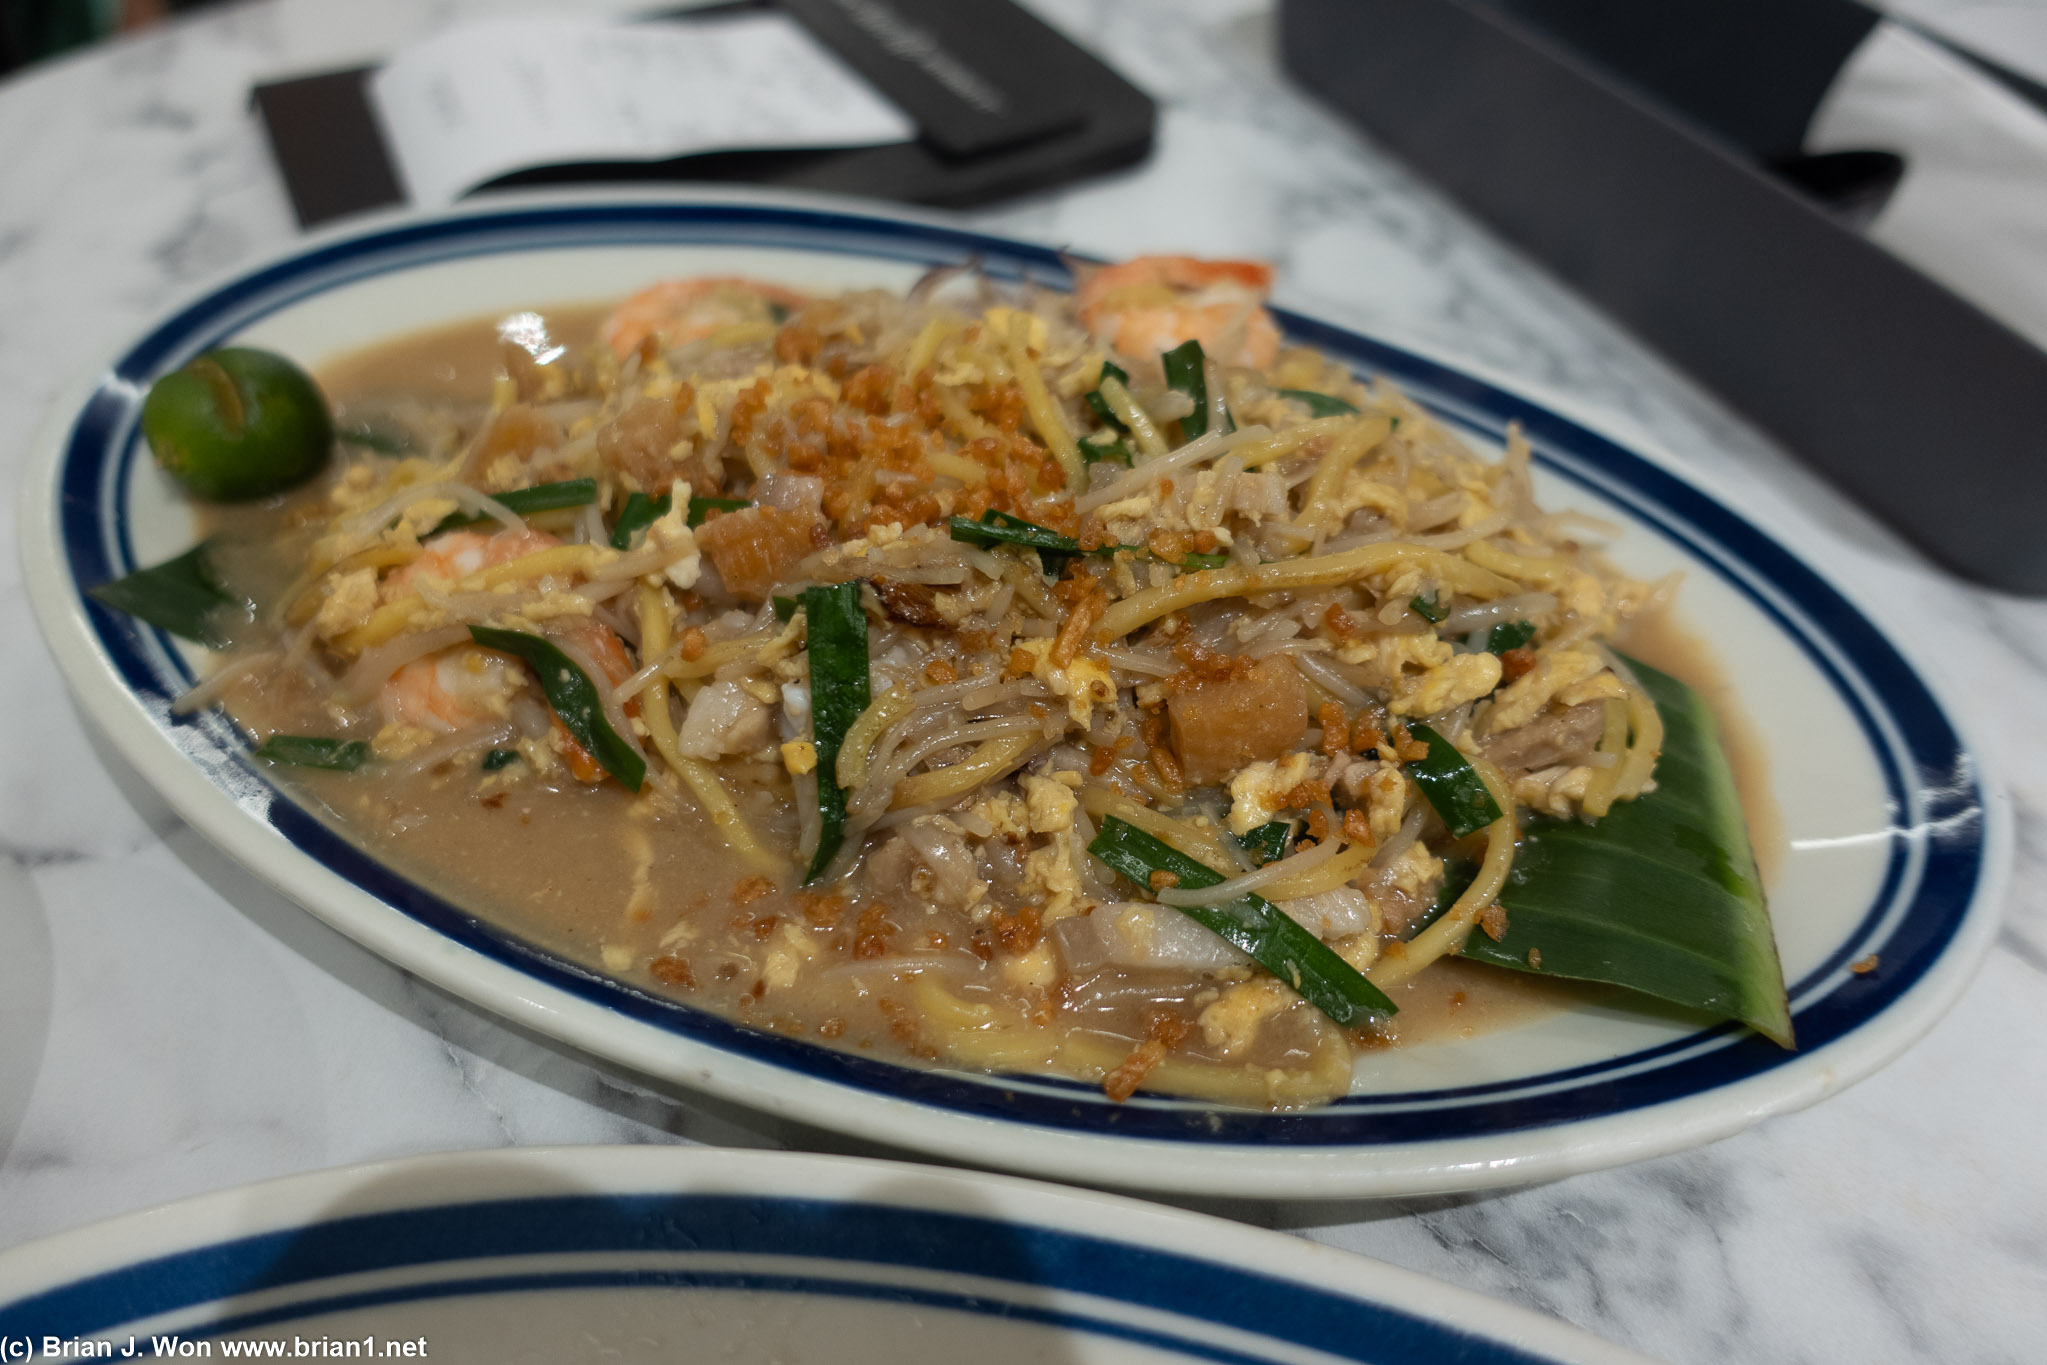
<box><xmin>1198</xmin><ymin>978</ymin><xmax>1296</xmax><ymax>1057</ymax></box>
<box><xmin>312</xmin><ymin>567</ymin><xmax>379</xmax><ymax>640</ymax></box>
<box><xmin>1021</xmin><ymin>774</ymin><xmax>1077</xmax><ymax>834</ymax></box>
<box><xmin>1001</xmin><ymin>941</ymin><xmax>1060</xmax><ymax>991</ymax></box>
<box><xmin>1336</xmin><ymin>633</ymin><xmax>1454</xmax><ymax>689</ymax></box>
<box><xmin>642</xmin><ymin>482</ymin><xmax>702</xmax><ymax>590</ymax></box>
<box><xmin>762</xmin><ymin>921</ymin><xmax>820</xmax><ymax>992</ymax></box>
<box><xmin>1012</xmin><ymin>638</ymin><xmax>1118</xmax><ymax>729</ymax></box>
<box><xmin>1385</xmin><ymin>842</ymin><xmax>1445</xmax><ymax>900</ymax></box>
<box><xmin>1390</xmin><ymin>651</ymin><xmax>1502</xmax><ymax>717</ymax></box>
<box><xmin>1557</xmin><ymin>671</ymin><xmax>1626</xmax><ymax>708</ymax></box>
<box><xmin>1226</xmin><ymin>751</ymin><xmax>1318</xmax><ymax>836</ymax></box>
<box><xmin>779</xmin><ymin>740</ymin><xmax>817</xmax><ymax>775</ymax></box>
<box><xmin>971</xmin><ymin>791</ymin><xmax>1030</xmax><ymax>840</ymax></box>
<box><xmin>1020</xmin><ymin>834</ymin><xmax>1086</xmax><ymax>920</ymax></box>
<box><xmin>1358</xmin><ymin>761</ymin><xmax>1408</xmax><ymax>843</ymax></box>
<box><xmin>1485</xmin><ymin>650</ymin><xmax>1605</xmax><ymax>733</ymax></box>
<box><xmin>1513</xmin><ymin>764</ymin><xmax>1596</xmax><ymax>819</ymax></box>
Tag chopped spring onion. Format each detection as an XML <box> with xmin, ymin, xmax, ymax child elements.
<box><xmin>1410</xmin><ymin>593</ymin><xmax>1447</xmax><ymax>623</ymax></box>
<box><xmin>1236</xmin><ymin>818</ymin><xmax>1298</xmax><ymax>866</ymax></box>
<box><xmin>1176</xmin><ymin>551</ymin><xmax>1230</xmax><ymax>571</ymax></box>
<box><xmin>801</xmin><ymin>581</ymin><xmax>870</xmax><ymax>883</ymax></box>
<box><xmin>609</xmin><ymin>491</ymin><xmax>669</xmax><ymax>549</ymax></box>
<box><xmin>86</xmin><ymin>541</ymin><xmax>239</xmax><ymax>646</ymax></box>
<box><xmin>467</xmin><ymin>625</ymin><xmax>645</xmax><ymax>791</ymax></box>
<box><xmin>1487</xmin><ymin>620</ymin><xmax>1537</xmax><ymax>653</ymax></box>
<box><xmin>481</xmin><ymin>747</ymin><xmax>520</xmax><ymax>771</ymax></box>
<box><xmin>771</xmin><ymin>594</ymin><xmax>800</xmax><ymax>622</ymax></box>
<box><xmin>429</xmin><ymin>478</ymin><xmax>597</xmax><ymax>536</ymax></box>
<box><xmin>1084</xmin><ymin>360</ymin><xmax>1131</xmax><ymax>431</ymax></box>
<box><xmin>1405</xmin><ymin>723</ymin><xmax>1504</xmax><ymax>838</ymax></box>
<box><xmin>1079</xmin><ymin>432</ymin><xmax>1132</xmax><ymax>466</ymax></box>
<box><xmin>254</xmin><ymin>734</ymin><xmax>370</xmax><ymax>771</ymax></box>
<box><xmin>1163</xmin><ymin>339</ymin><xmax>1232</xmax><ymax>439</ymax></box>
<box><xmin>1275</xmin><ymin>388</ymin><xmax>1360</xmax><ymax>417</ymax></box>
<box><xmin>688</xmin><ymin>495</ymin><xmax>749</xmax><ymax>527</ymax></box>
<box><xmin>1089</xmin><ymin>817</ymin><xmax>1396</xmax><ymax>1025</ymax></box>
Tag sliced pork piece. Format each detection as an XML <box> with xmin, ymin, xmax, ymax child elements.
<box><xmin>1483</xmin><ymin>701</ymin><xmax>1606</xmax><ymax>776</ymax></box>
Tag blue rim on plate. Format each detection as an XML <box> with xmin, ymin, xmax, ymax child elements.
<box><xmin>35</xmin><ymin>196</ymin><xmax>2002</xmax><ymax>1177</ymax></box>
<box><xmin>0</xmin><ymin>1149</ymin><xmax>1649</xmax><ymax>1364</ymax></box>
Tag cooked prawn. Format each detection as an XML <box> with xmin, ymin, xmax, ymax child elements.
<box><xmin>601</xmin><ymin>276</ymin><xmax>812</xmax><ymax>360</ymax></box>
<box><xmin>549</xmin><ymin>618</ymin><xmax>640</xmax><ymax>784</ymax></box>
<box><xmin>1074</xmin><ymin>255</ymin><xmax>1281</xmax><ymax>371</ymax></box>
<box><xmin>382</xmin><ymin>527</ymin><xmax>565</xmax><ymax>602</ymax></box>
<box><xmin>381</xmin><ymin>646</ymin><xmax>520</xmax><ymax>732</ymax></box>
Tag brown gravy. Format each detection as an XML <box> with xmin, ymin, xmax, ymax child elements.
<box><xmin>209</xmin><ymin>305</ymin><xmax>1790</xmax><ymax>1102</ymax></box>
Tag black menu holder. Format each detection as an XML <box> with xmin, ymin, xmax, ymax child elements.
<box><xmin>1281</xmin><ymin>0</ymin><xmax>2047</xmax><ymax>594</ymax></box>
<box><xmin>253</xmin><ymin>0</ymin><xmax>1153</xmax><ymax>226</ymax></box>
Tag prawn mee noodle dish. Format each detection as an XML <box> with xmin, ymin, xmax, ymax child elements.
<box><xmin>98</xmin><ymin>256</ymin><xmax>1793</xmax><ymax>1110</ymax></box>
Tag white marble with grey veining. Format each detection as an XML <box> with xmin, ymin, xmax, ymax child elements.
<box><xmin>0</xmin><ymin>2</ymin><xmax>2042</xmax><ymax>1361</ymax></box>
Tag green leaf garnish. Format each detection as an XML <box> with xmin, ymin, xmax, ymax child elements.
<box><xmin>1088</xmin><ymin>817</ymin><xmax>1396</xmax><ymax>1026</ymax></box>
<box><xmin>1405</xmin><ymin>723</ymin><xmax>1504</xmax><ymax>838</ymax></box>
<box><xmin>86</xmin><ymin>540</ymin><xmax>237</xmax><ymax>646</ymax></box>
<box><xmin>1456</xmin><ymin>659</ymin><xmax>1793</xmax><ymax>1046</ymax></box>
<box><xmin>254</xmin><ymin>735</ymin><xmax>370</xmax><ymax>771</ymax></box>
<box><xmin>802</xmin><ymin>581</ymin><xmax>870</xmax><ymax>883</ymax></box>
<box><xmin>467</xmin><ymin>626</ymin><xmax>644</xmax><ymax>791</ymax></box>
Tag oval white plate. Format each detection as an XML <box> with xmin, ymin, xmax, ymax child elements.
<box><xmin>0</xmin><ymin>1146</ymin><xmax>1653</xmax><ymax>1364</ymax></box>
<box><xmin>18</xmin><ymin>191</ymin><xmax>2008</xmax><ymax>1198</ymax></box>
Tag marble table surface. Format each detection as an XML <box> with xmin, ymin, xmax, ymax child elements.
<box><xmin>2</xmin><ymin>1</ymin><xmax>2043</xmax><ymax>1361</ymax></box>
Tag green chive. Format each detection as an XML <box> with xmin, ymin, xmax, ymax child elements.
<box><xmin>1176</xmin><ymin>551</ymin><xmax>1230</xmax><ymax>572</ymax></box>
<box><xmin>467</xmin><ymin>626</ymin><xmax>644</xmax><ymax>791</ymax></box>
<box><xmin>1487</xmin><ymin>620</ymin><xmax>1537</xmax><ymax>653</ymax></box>
<box><xmin>1406</xmin><ymin>723</ymin><xmax>1503</xmax><ymax>838</ymax></box>
<box><xmin>1410</xmin><ymin>593</ymin><xmax>1447</xmax><ymax>623</ymax></box>
<box><xmin>687</xmin><ymin>495</ymin><xmax>749</xmax><ymax>527</ymax></box>
<box><xmin>1274</xmin><ymin>388</ymin><xmax>1361</xmax><ymax>417</ymax></box>
<box><xmin>429</xmin><ymin>478</ymin><xmax>598</xmax><ymax>536</ymax></box>
<box><xmin>609</xmin><ymin>491</ymin><xmax>671</xmax><ymax>549</ymax></box>
<box><xmin>1088</xmin><ymin>817</ymin><xmax>1396</xmax><ymax>1025</ymax></box>
<box><xmin>1163</xmin><ymin>339</ymin><xmax>1232</xmax><ymax>439</ymax></box>
<box><xmin>253</xmin><ymin>735</ymin><xmax>370</xmax><ymax>771</ymax></box>
<box><xmin>1079</xmin><ymin>432</ymin><xmax>1132</xmax><ymax>466</ymax></box>
<box><xmin>771</xmin><ymin>595</ymin><xmax>800</xmax><ymax>622</ymax></box>
<box><xmin>1235</xmin><ymin>819</ymin><xmax>1297</xmax><ymax>867</ymax></box>
<box><xmin>1085</xmin><ymin>360</ymin><xmax>1131</xmax><ymax>431</ymax></box>
<box><xmin>802</xmin><ymin>581</ymin><xmax>870</xmax><ymax>883</ymax></box>
<box><xmin>481</xmin><ymin>747</ymin><xmax>520</xmax><ymax>771</ymax></box>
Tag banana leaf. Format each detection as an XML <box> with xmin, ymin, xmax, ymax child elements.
<box><xmin>1458</xmin><ymin>657</ymin><xmax>1794</xmax><ymax>1046</ymax></box>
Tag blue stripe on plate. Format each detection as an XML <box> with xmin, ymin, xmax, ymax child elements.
<box><xmin>57</xmin><ymin>200</ymin><xmax>1987</xmax><ymax>1144</ymax></box>
<box><xmin>0</xmin><ymin>1195</ymin><xmax>1558</xmax><ymax>1365</ymax></box>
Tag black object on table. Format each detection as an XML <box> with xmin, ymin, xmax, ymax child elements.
<box><xmin>1280</xmin><ymin>0</ymin><xmax>2047</xmax><ymax>595</ymax></box>
<box><xmin>253</xmin><ymin>0</ymin><xmax>1152</xmax><ymax>226</ymax></box>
